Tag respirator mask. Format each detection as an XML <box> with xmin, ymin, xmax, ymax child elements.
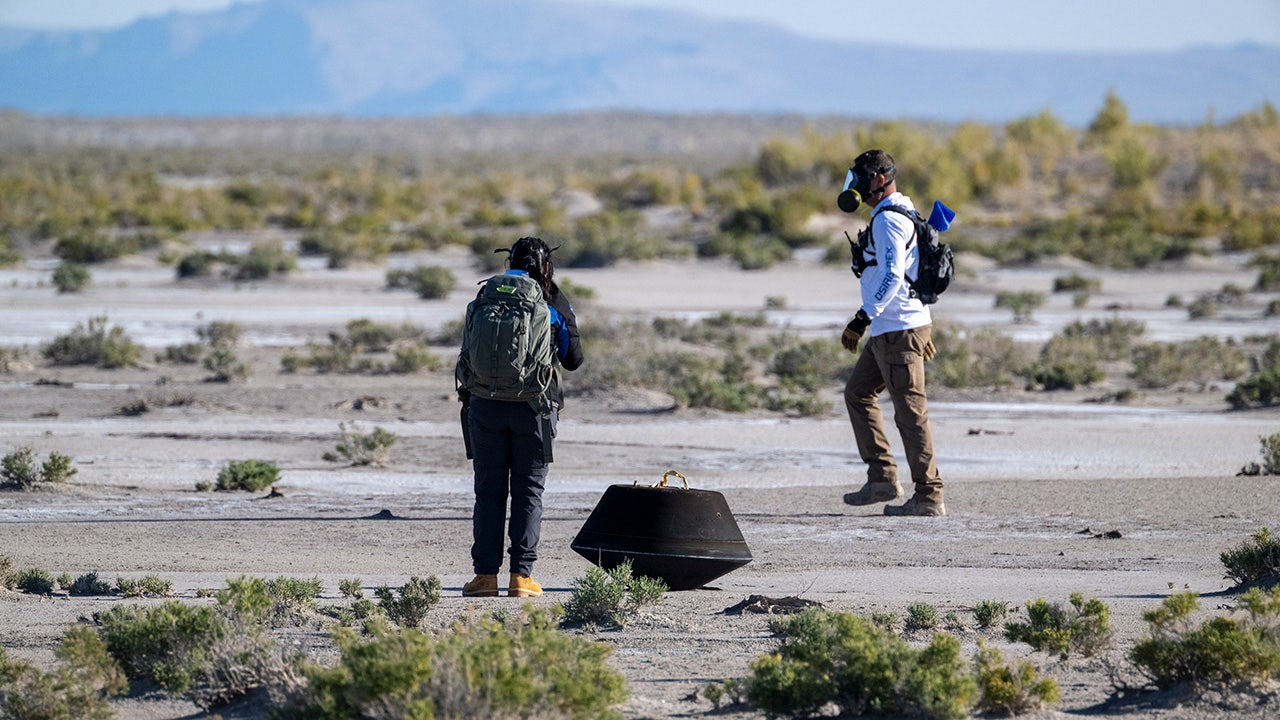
<box><xmin>837</xmin><ymin>164</ymin><xmax>893</xmax><ymax>213</ymax></box>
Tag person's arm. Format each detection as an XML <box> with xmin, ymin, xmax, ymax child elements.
<box><xmin>859</xmin><ymin>210</ymin><xmax>913</xmax><ymax>320</ymax></box>
<box><xmin>547</xmin><ymin>286</ymin><xmax>584</xmax><ymax>371</ymax></box>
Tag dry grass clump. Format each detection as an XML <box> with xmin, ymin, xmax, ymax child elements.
<box><xmin>322</xmin><ymin>422</ymin><xmax>396</xmax><ymax>467</ymax></box>
<box><xmin>281</xmin><ymin>318</ymin><xmax>438</xmax><ymax>375</ymax></box>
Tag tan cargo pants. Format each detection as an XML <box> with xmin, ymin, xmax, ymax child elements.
<box><xmin>843</xmin><ymin>325</ymin><xmax>943</xmax><ymax>503</ymax></box>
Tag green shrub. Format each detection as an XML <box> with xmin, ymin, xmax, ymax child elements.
<box><xmin>906</xmin><ymin>602</ymin><xmax>940</xmax><ymax>631</ymax></box>
<box><xmin>338</xmin><ymin>578</ymin><xmax>363</xmax><ymax>599</ymax></box>
<box><xmin>984</xmin><ymin>211</ymin><xmax>1192</xmax><ymax>269</ymax></box>
<box><xmin>196</xmin><ymin>320</ymin><xmax>242</xmax><ymax>348</ymax></box>
<box><xmin>559</xmin><ymin>208</ymin><xmax>679</xmax><ymax>268</ymax></box>
<box><xmin>322</xmin><ymin>422</ymin><xmax>395</xmax><ymax>466</ymax></box>
<box><xmin>384</xmin><ymin>263</ymin><xmax>455</xmax><ymax>297</ymax></box>
<box><xmin>562</xmin><ymin>560</ymin><xmax>668</xmax><ymax>627</ymax></box>
<box><xmin>1062</xmin><ymin>317</ymin><xmax>1146</xmax><ymax>361</ymax></box>
<box><xmin>1131</xmin><ymin>336</ymin><xmax>1247</xmax><ymax>390</ymax></box>
<box><xmin>1</xmin><ymin>447</ymin><xmax>77</xmax><ymax>489</ymax></box>
<box><xmin>869</xmin><ymin>611</ymin><xmax>900</xmax><ymax>633</ymax></box>
<box><xmin>343</xmin><ymin>318</ymin><xmax>401</xmax><ymax>351</ymax></box>
<box><xmin>768</xmin><ymin>335</ymin><xmax>849</xmax><ymax>392</ymax></box>
<box><xmin>700</xmin><ymin>232</ymin><xmax>792</xmax><ymax>270</ymax></box>
<box><xmin>53</xmin><ymin>231</ymin><xmax>137</xmax><ymax>264</ymax></box>
<box><xmin>1221</xmin><ymin>527</ymin><xmax>1280</xmax><ymax>588</ymax></box>
<box><xmin>43</xmin><ymin>316</ymin><xmax>141</xmax><ymax>368</ymax></box>
<box><xmin>974</xmin><ymin>600</ymin><xmax>1011</xmax><ymax>629</ymax></box>
<box><xmin>228</xmin><ymin>241</ymin><xmax>295</xmax><ymax>281</ymax></box>
<box><xmin>16</xmin><ymin>567</ymin><xmax>54</xmax><ymax>595</ymax></box>
<box><xmin>1263</xmin><ymin>432</ymin><xmax>1280</xmax><ymax>475</ymax></box>
<box><xmin>994</xmin><ymin>290</ymin><xmax>1045</xmax><ymax>323</ymax></box>
<box><xmin>286</xmin><ymin>607</ymin><xmax>627</xmax><ymax>720</ymax></box>
<box><xmin>217</xmin><ymin>575</ymin><xmax>322</xmax><ymax>626</ymax></box>
<box><xmin>176</xmin><ymin>250</ymin><xmax>218</xmax><ymax>278</ymax></box>
<box><xmin>1130</xmin><ymin>589</ymin><xmax>1280</xmax><ymax>691</ymax></box>
<box><xmin>52</xmin><ymin>262</ymin><xmax>91</xmax><ymax>293</ymax></box>
<box><xmin>746</xmin><ymin>610</ymin><xmax>976</xmax><ymax>720</ymax></box>
<box><xmin>66</xmin><ymin>572</ymin><xmax>113</xmax><ymax>596</ymax></box>
<box><xmin>410</xmin><ymin>265</ymin><xmax>457</xmax><ymax>299</ymax></box>
<box><xmin>115</xmin><ymin>574</ymin><xmax>173</xmax><ymax>598</ymax></box>
<box><xmin>974</xmin><ymin>641</ymin><xmax>1059</xmax><ymax>715</ymax></box>
<box><xmin>374</xmin><ymin>576</ymin><xmax>442</xmax><ymax>628</ymax></box>
<box><xmin>1004</xmin><ymin>593</ymin><xmax>1112</xmax><ymax>658</ymax></box>
<box><xmin>557</xmin><ymin>277</ymin><xmax>597</xmax><ymax>300</ymax></box>
<box><xmin>1052</xmin><ymin>273</ymin><xmax>1101</xmax><ymax>293</ymax></box>
<box><xmin>1188</xmin><ymin>294</ymin><xmax>1218</xmax><ymax>318</ymax></box>
<box><xmin>0</xmin><ymin>626</ymin><xmax>126</xmax><ymax>720</ymax></box>
<box><xmin>1249</xmin><ymin>427</ymin><xmax>1280</xmax><ymax>474</ymax></box>
<box><xmin>928</xmin><ymin>326</ymin><xmax>1026</xmax><ymax>389</ymax></box>
<box><xmin>202</xmin><ymin>347</ymin><xmax>249</xmax><ymax>382</ymax></box>
<box><xmin>0</xmin><ymin>555</ymin><xmax>14</xmax><ymax>590</ymax></box>
<box><xmin>1</xmin><ymin>446</ymin><xmax>46</xmax><ymax>489</ymax></box>
<box><xmin>1228</xmin><ymin>337</ymin><xmax>1280</xmax><ymax>408</ymax></box>
<box><xmin>160</xmin><ymin>342</ymin><xmax>204</xmax><ymax>364</ymax></box>
<box><xmin>1022</xmin><ymin>332</ymin><xmax>1104</xmax><ymax>391</ymax></box>
<box><xmin>216</xmin><ymin>575</ymin><xmax>273</xmax><ymax>619</ymax></box>
<box><xmin>96</xmin><ymin>584</ymin><xmax>300</xmax><ymax>707</ymax></box>
<box><xmin>95</xmin><ymin>601</ymin><xmax>225</xmax><ymax>693</ymax></box>
<box><xmin>1225</xmin><ymin>206</ymin><xmax>1280</xmax><ymax>251</ymax></box>
<box><xmin>1253</xmin><ymin>254</ymin><xmax>1280</xmax><ymax>291</ymax></box>
<box><xmin>389</xmin><ymin>345</ymin><xmax>438</xmax><ymax>374</ymax></box>
<box><xmin>214</xmin><ymin>459</ymin><xmax>280</xmax><ymax>492</ymax></box>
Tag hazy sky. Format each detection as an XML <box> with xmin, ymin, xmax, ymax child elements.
<box><xmin>3</xmin><ymin>0</ymin><xmax>1278</xmax><ymax>52</ymax></box>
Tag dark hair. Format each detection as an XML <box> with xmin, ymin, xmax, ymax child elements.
<box><xmin>853</xmin><ymin>149</ymin><xmax>897</xmax><ymax>184</ymax></box>
<box><xmin>509</xmin><ymin>236</ymin><xmax>555</xmax><ymax>296</ymax></box>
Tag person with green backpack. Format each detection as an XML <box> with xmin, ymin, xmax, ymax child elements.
<box><xmin>456</xmin><ymin>236</ymin><xmax>584</xmax><ymax>598</ymax></box>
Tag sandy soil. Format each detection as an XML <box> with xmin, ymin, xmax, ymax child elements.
<box><xmin>2</xmin><ymin>248</ymin><xmax>1280</xmax><ymax>719</ymax></box>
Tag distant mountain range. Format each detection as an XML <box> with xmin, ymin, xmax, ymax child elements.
<box><xmin>1</xmin><ymin>0</ymin><xmax>1276</xmax><ymax>125</ymax></box>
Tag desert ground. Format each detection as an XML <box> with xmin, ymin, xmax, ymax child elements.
<box><xmin>2</xmin><ymin>242</ymin><xmax>1280</xmax><ymax>719</ymax></box>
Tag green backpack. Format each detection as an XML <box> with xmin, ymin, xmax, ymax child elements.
<box><xmin>456</xmin><ymin>273</ymin><xmax>554</xmax><ymax>402</ymax></box>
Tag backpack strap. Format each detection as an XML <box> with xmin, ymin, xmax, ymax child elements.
<box><xmin>873</xmin><ymin>205</ymin><xmax>919</xmax><ymax>250</ymax></box>
<box><xmin>871</xmin><ymin>205</ymin><xmax>925</xmax><ymax>290</ymax></box>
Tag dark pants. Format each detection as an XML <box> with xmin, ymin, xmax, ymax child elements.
<box><xmin>468</xmin><ymin>397</ymin><xmax>554</xmax><ymax>576</ymax></box>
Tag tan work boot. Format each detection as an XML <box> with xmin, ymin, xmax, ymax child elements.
<box><xmin>462</xmin><ymin>574</ymin><xmax>499</xmax><ymax>597</ymax></box>
<box><xmin>843</xmin><ymin>481</ymin><xmax>902</xmax><ymax>506</ymax></box>
<box><xmin>509</xmin><ymin>573</ymin><xmax>543</xmax><ymax>598</ymax></box>
<box><xmin>884</xmin><ymin>496</ymin><xmax>946</xmax><ymax>517</ymax></box>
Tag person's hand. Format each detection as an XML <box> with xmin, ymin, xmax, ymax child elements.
<box><xmin>841</xmin><ymin>311</ymin><xmax>870</xmax><ymax>353</ymax></box>
<box><xmin>922</xmin><ymin>339</ymin><xmax>936</xmax><ymax>362</ymax></box>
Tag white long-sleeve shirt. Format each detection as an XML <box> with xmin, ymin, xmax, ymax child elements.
<box><xmin>857</xmin><ymin>192</ymin><xmax>931</xmax><ymax>336</ymax></box>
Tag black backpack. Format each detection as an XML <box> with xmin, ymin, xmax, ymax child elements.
<box><xmin>853</xmin><ymin>205</ymin><xmax>955</xmax><ymax>305</ymax></box>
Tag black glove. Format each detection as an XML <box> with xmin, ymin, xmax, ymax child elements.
<box><xmin>841</xmin><ymin>310</ymin><xmax>870</xmax><ymax>353</ymax></box>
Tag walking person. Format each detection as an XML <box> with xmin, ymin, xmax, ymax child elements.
<box><xmin>456</xmin><ymin>236</ymin><xmax>584</xmax><ymax>597</ymax></box>
<box><xmin>837</xmin><ymin>150</ymin><xmax>946</xmax><ymax>516</ymax></box>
